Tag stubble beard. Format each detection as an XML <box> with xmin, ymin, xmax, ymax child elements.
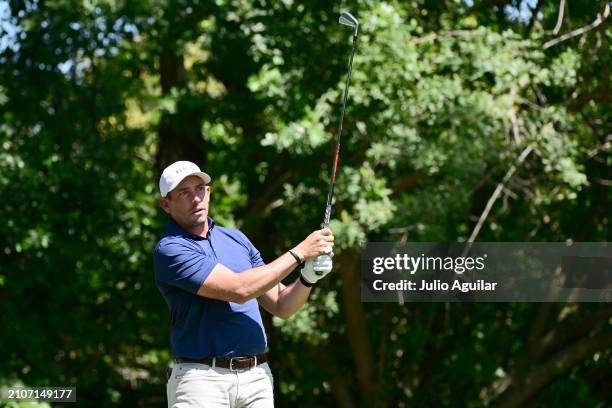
<box><xmin>189</xmin><ymin>211</ymin><xmax>208</xmax><ymax>227</ymax></box>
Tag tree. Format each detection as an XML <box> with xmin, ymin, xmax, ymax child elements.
<box><xmin>0</xmin><ymin>0</ymin><xmax>609</xmax><ymax>406</ymax></box>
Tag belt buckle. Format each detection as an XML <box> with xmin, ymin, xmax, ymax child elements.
<box><xmin>229</xmin><ymin>357</ymin><xmax>242</xmax><ymax>372</ymax></box>
<box><xmin>229</xmin><ymin>356</ymin><xmax>255</xmax><ymax>372</ymax></box>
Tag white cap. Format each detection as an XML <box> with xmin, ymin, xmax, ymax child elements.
<box><xmin>159</xmin><ymin>161</ymin><xmax>211</xmax><ymax>197</ymax></box>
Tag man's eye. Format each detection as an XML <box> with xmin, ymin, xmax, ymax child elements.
<box><xmin>197</xmin><ymin>186</ymin><xmax>206</xmax><ymax>192</ymax></box>
<box><xmin>179</xmin><ymin>191</ymin><xmax>188</xmax><ymax>197</ymax></box>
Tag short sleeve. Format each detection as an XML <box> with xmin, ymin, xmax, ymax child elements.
<box><xmin>154</xmin><ymin>240</ymin><xmax>218</xmax><ymax>293</ymax></box>
<box><xmin>235</xmin><ymin>230</ymin><xmax>265</xmax><ymax>268</ymax></box>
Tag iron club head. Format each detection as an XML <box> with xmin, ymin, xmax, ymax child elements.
<box><xmin>339</xmin><ymin>12</ymin><xmax>359</xmax><ymax>36</ymax></box>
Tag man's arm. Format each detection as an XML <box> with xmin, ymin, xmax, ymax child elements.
<box><xmin>197</xmin><ymin>253</ymin><xmax>299</xmax><ymax>303</ymax></box>
<box><xmin>258</xmin><ymin>280</ymin><xmax>311</xmax><ymax>320</ymax></box>
<box><xmin>196</xmin><ymin>228</ymin><xmax>333</xmax><ymax>303</ymax></box>
<box><xmin>258</xmin><ymin>255</ymin><xmax>334</xmax><ymax>319</ymax></box>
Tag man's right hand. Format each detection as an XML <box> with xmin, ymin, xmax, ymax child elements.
<box><xmin>292</xmin><ymin>228</ymin><xmax>334</xmax><ymax>262</ymax></box>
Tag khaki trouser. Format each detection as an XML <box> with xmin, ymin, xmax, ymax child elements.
<box><xmin>167</xmin><ymin>362</ymin><xmax>274</xmax><ymax>408</ymax></box>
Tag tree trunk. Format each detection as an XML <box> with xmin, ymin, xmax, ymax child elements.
<box><xmin>156</xmin><ymin>47</ymin><xmax>205</xmax><ymax>172</ymax></box>
<box><xmin>337</xmin><ymin>249</ymin><xmax>379</xmax><ymax>404</ymax></box>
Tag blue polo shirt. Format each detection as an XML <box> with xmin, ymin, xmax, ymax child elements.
<box><xmin>154</xmin><ymin>217</ymin><xmax>267</xmax><ymax>358</ymax></box>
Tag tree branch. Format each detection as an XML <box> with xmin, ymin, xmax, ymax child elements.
<box><xmin>494</xmin><ymin>332</ymin><xmax>612</xmax><ymax>408</ymax></box>
<box><xmin>462</xmin><ymin>145</ymin><xmax>533</xmax><ymax>256</ymax></box>
<box><xmin>552</xmin><ymin>0</ymin><xmax>566</xmax><ymax>35</ymax></box>
<box><xmin>242</xmin><ymin>166</ymin><xmax>295</xmax><ymax>227</ymax></box>
<box><xmin>526</xmin><ymin>303</ymin><xmax>554</xmax><ymax>359</ymax></box>
<box><xmin>543</xmin><ymin>2</ymin><xmax>610</xmax><ymax>49</ymax></box>
<box><xmin>534</xmin><ymin>304</ymin><xmax>612</xmax><ymax>359</ymax></box>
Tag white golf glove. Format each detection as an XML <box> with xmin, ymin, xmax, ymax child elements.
<box><xmin>301</xmin><ymin>254</ymin><xmax>333</xmax><ymax>285</ymax></box>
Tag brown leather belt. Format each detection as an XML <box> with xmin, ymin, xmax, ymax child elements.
<box><xmin>175</xmin><ymin>353</ymin><xmax>267</xmax><ymax>371</ymax></box>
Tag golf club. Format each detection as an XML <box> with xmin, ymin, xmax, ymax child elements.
<box><xmin>313</xmin><ymin>12</ymin><xmax>359</xmax><ymax>277</ymax></box>
<box><xmin>322</xmin><ymin>11</ymin><xmax>359</xmax><ymax>229</ymax></box>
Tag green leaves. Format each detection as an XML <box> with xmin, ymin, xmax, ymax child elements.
<box><xmin>1</xmin><ymin>0</ymin><xmax>609</xmax><ymax>406</ymax></box>
<box><xmin>273</xmin><ymin>290</ymin><xmax>339</xmax><ymax>344</ymax></box>
<box><xmin>260</xmin><ymin>104</ymin><xmax>331</xmax><ymax>154</ymax></box>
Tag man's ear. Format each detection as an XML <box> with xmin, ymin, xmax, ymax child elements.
<box><xmin>159</xmin><ymin>197</ymin><xmax>171</xmax><ymax>214</ymax></box>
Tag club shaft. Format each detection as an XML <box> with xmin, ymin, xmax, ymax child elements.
<box><xmin>323</xmin><ymin>34</ymin><xmax>357</xmax><ymax>228</ymax></box>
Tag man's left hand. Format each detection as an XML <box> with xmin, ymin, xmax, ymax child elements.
<box><xmin>301</xmin><ymin>255</ymin><xmax>333</xmax><ymax>285</ymax></box>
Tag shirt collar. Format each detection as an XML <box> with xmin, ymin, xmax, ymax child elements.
<box><xmin>166</xmin><ymin>216</ymin><xmax>215</xmax><ymax>239</ymax></box>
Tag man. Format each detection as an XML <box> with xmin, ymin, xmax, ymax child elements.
<box><xmin>154</xmin><ymin>161</ymin><xmax>334</xmax><ymax>408</ymax></box>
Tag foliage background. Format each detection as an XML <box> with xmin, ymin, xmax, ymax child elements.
<box><xmin>0</xmin><ymin>0</ymin><xmax>610</xmax><ymax>406</ymax></box>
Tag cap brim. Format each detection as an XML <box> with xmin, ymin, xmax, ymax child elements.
<box><xmin>164</xmin><ymin>171</ymin><xmax>212</xmax><ymax>197</ymax></box>
<box><xmin>190</xmin><ymin>171</ymin><xmax>212</xmax><ymax>185</ymax></box>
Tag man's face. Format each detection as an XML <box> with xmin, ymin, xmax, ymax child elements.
<box><xmin>160</xmin><ymin>175</ymin><xmax>210</xmax><ymax>230</ymax></box>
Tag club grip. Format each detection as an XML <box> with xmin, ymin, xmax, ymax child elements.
<box><xmin>322</xmin><ymin>205</ymin><xmax>332</xmax><ymax>228</ymax></box>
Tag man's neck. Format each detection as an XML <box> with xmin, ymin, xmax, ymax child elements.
<box><xmin>188</xmin><ymin>219</ymin><xmax>209</xmax><ymax>238</ymax></box>
<box><xmin>173</xmin><ymin>217</ymin><xmax>210</xmax><ymax>238</ymax></box>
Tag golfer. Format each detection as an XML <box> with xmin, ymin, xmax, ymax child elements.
<box><xmin>154</xmin><ymin>161</ymin><xmax>334</xmax><ymax>408</ymax></box>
